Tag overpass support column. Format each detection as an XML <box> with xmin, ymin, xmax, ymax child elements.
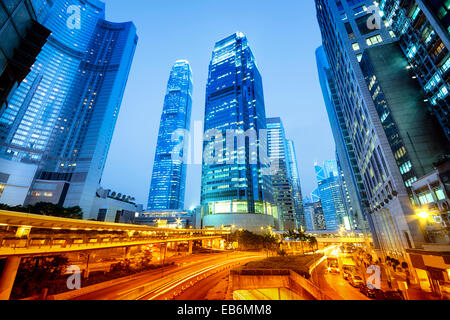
<box><xmin>124</xmin><ymin>247</ymin><xmax>132</xmax><ymax>260</ymax></box>
<box><xmin>188</xmin><ymin>241</ymin><xmax>193</xmax><ymax>255</ymax></box>
<box><xmin>0</xmin><ymin>256</ymin><xmax>21</xmax><ymax>300</ymax></box>
<box><xmin>84</xmin><ymin>254</ymin><xmax>91</xmax><ymax>279</ymax></box>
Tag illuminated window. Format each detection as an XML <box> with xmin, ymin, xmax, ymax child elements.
<box><xmin>366</xmin><ymin>35</ymin><xmax>383</xmax><ymax>46</ymax></box>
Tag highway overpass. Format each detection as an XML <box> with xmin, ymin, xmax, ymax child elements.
<box><xmin>0</xmin><ymin>210</ymin><xmax>230</xmax><ymax>300</ymax></box>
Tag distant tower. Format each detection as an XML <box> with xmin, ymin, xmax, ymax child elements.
<box><xmin>314</xmin><ymin>160</ymin><xmax>349</xmax><ymax>231</ymax></box>
<box><xmin>267</xmin><ymin>117</ymin><xmax>296</xmax><ymax>231</ymax></box>
<box><xmin>147</xmin><ymin>60</ymin><xmax>193</xmax><ymax>210</ymax></box>
<box><xmin>286</xmin><ymin>140</ymin><xmax>305</xmax><ymax>230</ymax></box>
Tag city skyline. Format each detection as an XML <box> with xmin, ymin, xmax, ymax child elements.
<box><xmin>100</xmin><ymin>0</ymin><xmax>335</xmax><ymax>209</ymax></box>
<box><xmin>0</xmin><ymin>0</ymin><xmax>449</xmax><ymax>302</ymax></box>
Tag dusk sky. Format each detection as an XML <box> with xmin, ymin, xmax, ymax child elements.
<box><xmin>101</xmin><ymin>0</ymin><xmax>336</xmax><ymax>209</ymax></box>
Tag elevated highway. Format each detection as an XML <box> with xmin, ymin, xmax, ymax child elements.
<box><xmin>0</xmin><ymin>210</ymin><xmax>229</xmax><ymax>300</ymax></box>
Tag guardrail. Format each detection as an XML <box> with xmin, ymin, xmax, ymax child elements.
<box><xmin>0</xmin><ymin>234</ymin><xmax>225</xmax><ymax>257</ymax></box>
<box><xmin>230</xmin><ymin>268</ymin><xmax>332</xmax><ymax>300</ymax></box>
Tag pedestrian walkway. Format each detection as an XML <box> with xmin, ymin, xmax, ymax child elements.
<box><xmin>380</xmin><ymin>266</ymin><xmax>440</xmax><ymax>300</ymax></box>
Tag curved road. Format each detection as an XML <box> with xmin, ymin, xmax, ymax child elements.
<box><xmin>71</xmin><ymin>251</ymin><xmax>263</xmax><ymax>300</ymax></box>
<box><xmin>138</xmin><ymin>253</ymin><xmax>264</xmax><ymax>300</ymax></box>
<box><xmin>174</xmin><ymin>268</ymin><xmax>229</xmax><ymax>300</ymax></box>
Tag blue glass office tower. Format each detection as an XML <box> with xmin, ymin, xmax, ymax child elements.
<box><xmin>314</xmin><ymin>160</ymin><xmax>350</xmax><ymax>231</ymax></box>
<box><xmin>200</xmin><ymin>32</ymin><xmax>275</xmax><ymax>232</ymax></box>
<box><xmin>316</xmin><ymin>46</ymin><xmax>370</xmax><ymax>232</ymax></box>
<box><xmin>267</xmin><ymin>117</ymin><xmax>296</xmax><ymax>230</ymax></box>
<box><xmin>147</xmin><ymin>60</ymin><xmax>193</xmax><ymax>210</ymax></box>
<box><xmin>0</xmin><ymin>0</ymin><xmax>138</xmax><ymax>218</ymax></box>
<box><xmin>0</xmin><ymin>0</ymin><xmax>51</xmax><ymax>108</ymax></box>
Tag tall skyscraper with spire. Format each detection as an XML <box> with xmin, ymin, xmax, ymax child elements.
<box><xmin>147</xmin><ymin>60</ymin><xmax>193</xmax><ymax>211</ymax></box>
<box><xmin>0</xmin><ymin>0</ymin><xmax>138</xmax><ymax>218</ymax></box>
<box><xmin>286</xmin><ymin>140</ymin><xmax>305</xmax><ymax>230</ymax></box>
<box><xmin>200</xmin><ymin>32</ymin><xmax>276</xmax><ymax>232</ymax></box>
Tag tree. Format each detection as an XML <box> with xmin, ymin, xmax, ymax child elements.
<box><xmin>12</xmin><ymin>255</ymin><xmax>69</xmax><ymax>299</ymax></box>
<box><xmin>0</xmin><ymin>202</ymin><xmax>83</xmax><ymax>219</ymax></box>
<box><xmin>305</xmin><ymin>235</ymin><xmax>318</xmax><ymax>252</ymax></box>
<box><xmin>262</xmin><ymin>233</ymin><xmax>278</xmax><ymax>257</ymax></box>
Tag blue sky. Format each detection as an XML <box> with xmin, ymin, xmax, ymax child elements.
<box><xmin>101</xmin><ymin>0</ymin><xmax>336</xmax><ymax>208</ymax></box>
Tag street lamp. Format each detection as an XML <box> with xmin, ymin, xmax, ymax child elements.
<box><xmin>416</xmin><ymin>211</ymin><xmax>431</xmax><ymax>220</ymax></box>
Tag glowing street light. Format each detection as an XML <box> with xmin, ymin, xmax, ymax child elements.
<box><xmin>416</xmin><ymin>211</ymin><xmax>431</xmax><ymax>220</ymax></box>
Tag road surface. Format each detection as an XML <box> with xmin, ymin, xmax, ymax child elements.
<box><xmin>175</xmin><ymin>268</ymin><xmax>229</xmax><ymax>300</ymax></box>
<box><xmin>71</xmin><ymin>251</ymin><xmax>263</xmax><ymax>300</ymax></box>
<box><xmin>138</xmin><ymin>252</ymin><xmax>264</xmax><ymax>300</ymax></box>
<box><xmin>311</xmin><ymin>262</ymin><xmax>369</xmax><ymax>300</ymax></box>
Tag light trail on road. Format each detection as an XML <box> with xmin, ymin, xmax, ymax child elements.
<box><xmin>138</xmin><ymin>255</ymin><xmax>264</xmax><ymax>300</ymax></box>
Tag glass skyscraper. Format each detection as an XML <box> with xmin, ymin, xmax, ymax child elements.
<box><xmin>200</xmin><ymin>32</ymin><xmax>275</xmax><ymax>232</ymax></box>
<box><xmin>286</xmin><ymin>140</ymin><xmax>305</xmax><ymax>230</ymax></box>
<box><xmin>316</xmin><ymin>43</ymin><xmax>375</xmax><ymax>236</ymax></box>
<box><xmin>0</xmin><ymin>0</ymin><xmax>138</xmax><ymax>218</ymax></box>
<box><xmin>147</xmin><ymin>60</ymin><xmax>193</xmax><ymax>211</ymax></box>
<box><xmin>267</xmin><ymin>117</ymin><xmax>296</xmax><ymax>231</ymax></box>
<box><xmin>0</xmin><ymin>0</ymin><xmax>51</xmax><ymax>109</ymax></box>
<box><xmin>315</xmin><ymin>0</ymin><xmax>449</xmax><ymax>263</ymax></box>
<box><xmin>314</xmin><ymin>160</ymin><xmax>350</xmax><ymax>231</ymax></box>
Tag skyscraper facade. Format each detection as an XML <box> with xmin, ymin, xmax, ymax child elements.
<box><xmin>0</xmin><ymin>0</ymin><xmax>51</xmax><ymax>110</ymax></box>
<box><xmin>315</xmin><ymin>0</ymin><xmax>449</xmax><ymax>264</ymax></box>
<box><xmin>147</xmin><ymin>60</ymin><xmax>193</xmax><ymax>211</ymax></box>
<box><xmin>380</xmin><ymin>0</ymin><xmax>449</xmax><ymax>140</ymax></box>
<box><xmin>0</xmin><ymin>0</ymin><xmax>138</xmax><ymax>218</ymax></box>
<box><xmin>267</xmin><ymin>117</ymin><xmax>296</xmax><ymax>231</ymax></box>
<box><xmin>316</xmin><ymin>46</ymin><xmax>370</xmax><ymax>232</ymax></box>
<box><xmin>286</xmin><ymin>139</ymin><xmax>305</xmax><ymax>230</ymax></box>
<box><xmin>313</xmin><ymin>201</ymin><xmax>327</xmax><ymax>231</ymax></box>
<box><xmin>303</xmin><ymin>200</ymin><xmax>315</xmax><ymax>231</ymax></box>
<box><xmin>200</xmin><ymin>32</ymin><xmax>275</xmax><ymax>232</ymax></box>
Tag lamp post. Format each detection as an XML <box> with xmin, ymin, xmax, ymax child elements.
<box><xmin>416</xmin><ymin>209</ymin><xmax>433</xmax><ymax>243</ymax></box>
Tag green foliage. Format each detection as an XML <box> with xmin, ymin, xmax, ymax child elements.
<box><xmin>11</xmin><ymin>255</ymin><xmax>70</xmax><ymax>299</ymax></box>
<box><xmin>282</xmin><ymin>230</ymin><xmax>317</xmax><ymax>249</ymax></box>
<box><xmin>0</xmin><ymin>202</ymin><xmax>83</xmax><ymax>219</ymax></box>
<box><xmin>230</xmin><ymin>230</ymin><xmax>279</xmax><ymax>250</ymax></box>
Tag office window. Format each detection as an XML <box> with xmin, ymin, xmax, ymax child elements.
<box><xmin>366</xmin><ymin>34</ymin><xmax>383</xmax><ymax>46</ymax></box>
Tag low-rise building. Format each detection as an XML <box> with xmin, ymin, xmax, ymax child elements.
<box><xmin>90</xmin><ymin>187</ymin><xmax>138</xmax><ymax>223</ymax></box>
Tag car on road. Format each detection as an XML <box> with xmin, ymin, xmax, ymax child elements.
<box><xmin>382</xmin><ymin>290</ymin><xmax>405</xmax><ymax>300</ymax></box>
<box><xmin>349</xmin><ymin>275</ymin><xmax>364</xmax><ymax>287</ymax></box>
<box><xmin>343</xmin><ymin>270</ymin><xmax>351</xmax><ymax>280</ymax></box>
<box><xmin>359</xmin><ymin>284</ymin><xmax>380</xmax><ymax>298</ymax></box>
